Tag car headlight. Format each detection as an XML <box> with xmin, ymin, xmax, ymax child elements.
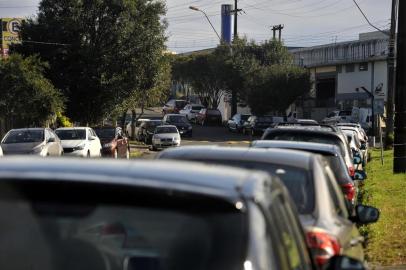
<box><xmin>103</xmin><ymin>143</ymin><xmax>113</xmax><ymax>148</ymax></box>
<box><xmin>73</xmin><ymin>144</ymin><xmax>85</xmax><ymax>151</ymax></box>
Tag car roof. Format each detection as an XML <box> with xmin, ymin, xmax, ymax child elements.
<box><xmin>8</xmin><ymin>128</ymin><xmax>46</xmax><ymax>131</ymax></box>
<box><xmin>251</xmin><ymin>140</ymin><xmax>340</xmax><ymax>156</ymax></box>
<box><xmin>0</xmin><ymin>157</ymin><xmax>274</xmax><ymax>202</ymax></box>
<box><xmin>266</xmin><ymin>127</ymin><xmax>341</xmax><ymax>137</ymax></box>
<box><xmin>157</xmin><ymin>146</ymin><xmax>315</xmax><ymax>171</ymax></box>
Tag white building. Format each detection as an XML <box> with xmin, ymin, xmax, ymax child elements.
<box><xmin>290</xmin><ymin>31</ymin><xmax>389</xmax><ymax>121</ymax></box>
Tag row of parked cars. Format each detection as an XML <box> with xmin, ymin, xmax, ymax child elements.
<box><xmin>0</xmin><ymin>126</ymin><xmax>131</xmax><ymax>158</ymax></box>
<box><xmin>0</xmin><ymin>120</ymin><xmax>377</xmax><ymax>269</ymax></box>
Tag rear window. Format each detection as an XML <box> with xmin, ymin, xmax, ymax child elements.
<box><xmin>207</xmin><ymin>110</ymin><xmax>221</xmax><ymax>116</ymax></box>
<box><xmin>189</xmin><ymin>159</ymin><xmax>314</xmax><ymax>215</ymax></box>
<box><xmin>2</xmin><ymin>130</ymin><xmax>44</xmax><ymax>144</ymax></box>
<box><xmin>0</xmin><ymin>182</ymin><xmax>246</xmax><ymax>270</ymax></box>
<box><xmin>264</xmin><ymin>132</ymin><xmax>346</xmax><ymax>157</ymax></box>
<box><xmin>175</xmin><ymin>101</ymin><xmax>188</xmax><ymax>108</ymax></box>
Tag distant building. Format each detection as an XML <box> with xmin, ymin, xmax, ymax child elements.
<box><xmin>0</xmin><ymin>18</ymin><xmax>23</xmax><ymax>57</ymax></box>
<box><xmin>290</xmin><ymin>31</ymin><xmax>389</xmax><ymax>121</ymax></box>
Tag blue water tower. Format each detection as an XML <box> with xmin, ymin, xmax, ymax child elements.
<box><xmin>221</xmin><ymin>4</ymin><xmax>232</xmax><ymax>44</ymax></box>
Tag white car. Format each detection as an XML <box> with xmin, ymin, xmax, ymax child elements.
<box><xmin>55</xmin><ymin>127</ymin><xmax>102</xmax><ymax>158</ymax></box>
<box><xmin>151</xmin><ymin>125</ymin><xmax>181</xmax><ymax>151</ymax></box>
<box><xmin>0</xmin><ymin>146</ymin><xmax>3</xmax><ymax>157</ymax></box>
<box><xmin>126</xmin><ymin>118</ymin><xmax>149</xmax><ymax>140</ymax></box>
<box><xmin>179</xmin><ymin>104</ymin><xmax>205</xmax><ymax>122</ymax></box>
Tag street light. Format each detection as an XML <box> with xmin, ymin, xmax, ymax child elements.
<box><xmin>189</xmin><ymin>6</ymin><xmax>222</xmax><ymax>42</ymax></box>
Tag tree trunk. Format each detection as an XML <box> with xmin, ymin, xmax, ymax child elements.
<box><xmin>130</xmin><ymin>109</ymin><xmax>136</xmax><ymax>140</ymax></box>
<box><xmin>120</xmin><ymin>111</ymin><xmax>127</xmax><ymax>129</ymax></box>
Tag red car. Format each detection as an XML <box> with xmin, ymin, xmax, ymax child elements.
<box><xmin>196</xmin><ymin>109</ymin><xmax>223</xmax><ymax>126</ymax></box>
<box><xmin>94</xmin><ymin>127</ymin><xmax>130</xmax><ymax>159</ymax></box>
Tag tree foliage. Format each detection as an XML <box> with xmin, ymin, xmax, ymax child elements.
<box><xmin>15</xmin><ymin>0</ymin><xmax>167</xmax><ymax>124</ymax></box>
<box><xmin>0</xmin><ymin>54</ymin><xmax>65</xmax><ymax>128</ymax></box>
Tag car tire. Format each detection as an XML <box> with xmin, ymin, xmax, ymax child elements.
<box><xmin>126</xmin><ymin>148</ymin><xmax>130</xmax><ymax>159</ymax></box>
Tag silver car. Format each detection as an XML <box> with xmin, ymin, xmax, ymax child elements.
<box><xmin>157</xmin><ymin>146</ymin><xmax>379</xmax><ymax>268</ymax></box>
<box><xmin>0</xmin><ymin>128</ymin><xmax>63</xmax><ymax>157</ymax></box>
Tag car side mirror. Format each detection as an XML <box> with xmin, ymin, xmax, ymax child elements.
<box><xmin>323</xmin><ymin>255</ymin><xmax>365</xmax><ymax>270</ymax></box>
<box><xmin>351</xmin><ymin>205</ymin><xmax>380</xmax><ymax>225</ymax></box>
<box><xmin>354</xmin><ymin>170</ymin><xmax>367</xmax><ymax>181</ymax></box>
<box><xmin>353</xmin><ymin>156</ymin><xmax>362</xmax><ymax>165</ymax></box>
<box><xmin>47</xmin><ymin>137</ymin><xmax>55</xmax><ymax>143</ymax></box>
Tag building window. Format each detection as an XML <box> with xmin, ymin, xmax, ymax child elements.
<box><xmin>345</xmin><ymin>64</ymin><xmax>355</xmax><ymax>73</ymax></box>
<box><xmin>359</xmin><ymin>62</ymin><xmax>368</xmax><ymax>71</ymax></box>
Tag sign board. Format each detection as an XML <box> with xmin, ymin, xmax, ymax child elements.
<box><xmin>1</xmin><ymin>18</ymin><xmax>23</xmax><ymax>57</ymax></box>
<box><xmin>373</xmin><ymin>99</ymin><xmax>385</xmax><ymax>115</ymax></box>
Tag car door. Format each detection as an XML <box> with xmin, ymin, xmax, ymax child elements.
<box><xmin>324</xmin><ymin>167</ymin><xmax>364</xmax><ymax>261</ymax></box>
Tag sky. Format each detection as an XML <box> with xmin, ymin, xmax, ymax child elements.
<box><xmin>0</xmin><ymin>0</ymin><xmax>392</xmax><ymax>53</ymax></box>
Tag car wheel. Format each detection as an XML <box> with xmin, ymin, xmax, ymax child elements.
<box><xmin>126</xmin><ymin>148</ymin><xmax>130</xmax><ymax>159</ymax></box>
<box><xmin>114</xmin><ymin>149</ymin><xmax>118</xmax><ymax>159</ymax></box>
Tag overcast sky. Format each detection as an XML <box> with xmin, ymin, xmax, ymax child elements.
<box><xmin>1</xmin><ymin>0</ymin><xmax>392</xmax><ymax>53</ymax></box>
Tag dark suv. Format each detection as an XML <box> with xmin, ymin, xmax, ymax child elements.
<box><xmin>196</xmin><ymin>108</ymin><xmax>222</xmax><ymax>126</ymax></box>
<box><xmin>162</xmin><ymin>114</ymin><xmax>192</xmax><ymax>137</ymax></box>
<box><xmin>94</xmin><ymin>127</ymin><xmax>130</xmax><ymax>159</ymax></box>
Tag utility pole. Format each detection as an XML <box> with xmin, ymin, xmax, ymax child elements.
<box><xmin>385</xmin><ymin>0</ymin><xmax>398</xmax><ymax>148</ymax></box>
<box><xmin>394</xmin><ymin>0</ymin><xmax>406</xmax><ymax>173</ymax></box>
<box><xmin>271</xmin><ymin>24</ymin><xmax>284</xmax><ymax>41</ymax></box>
<box><xmin>230</xmin><ymin>0</ymin><xmax>242</xmax><ymax>116</ymax></box>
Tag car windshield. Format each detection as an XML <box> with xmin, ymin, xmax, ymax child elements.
<box><xmin>264</xmin><ymin>132</ymin><xmax>346</xmax><ymax>157</ymax></box>
<box><xmin>2</xmin><ymin>130</ymin><xmax>44</xmax><ymax>144</ymax></box>
<box><xmin>94</xmin><ymin>128</ymin><xmax>115</xmax><ymax>139</ymax></box>
<box><xmin>55</xmin><ymin>130</ymin><xmax>87</xmax><ymax>140</ymax></box>
<box><xmin>156</xmin><ymin>127</ymin><xmax>178</xmax><ymax>134</ymax></box>
<box><xmin>167</xmin><ymin>116</ymin><xmax>188</xmax><ymax>124</ymax></box>
<box><xmin>0</xmin><ymin>183</ymin><xmax>246</xmax><ymax>270</ymax></box>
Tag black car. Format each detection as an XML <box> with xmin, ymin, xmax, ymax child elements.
<box><xmin>0</xmin><ymin>157</ymin><xmax>365</xmax><ymax>270</ymax></box>
<box><xmin>242</xmin><ymin>116</ymin><xmax>284</xmax><ymax>136</ymax></box>
<box><xmin>138</xmin><ymin>120</ymin><xmax>163</xmax><ymax>144</ymax></box>
<box><xmin>162</xmin><ymin>114</ymin><xmax>192</xmax><ymax>137</ymax></box>
<box><xmin>227</xmin><ymin>113</ymin><xmax>251</xmax><ymax>132</ymax></box>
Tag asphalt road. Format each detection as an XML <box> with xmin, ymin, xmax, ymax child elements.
<box><xmin>132</xmin><ymin>124</ymin><xmax>260</xmax><ymax>159</ymax></box>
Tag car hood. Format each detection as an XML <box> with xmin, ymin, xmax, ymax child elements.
<box><xmin>60</xmin><ymin>140</ymin><xmax>86</xmax><ymax>148</ymax></box>
<box><xmin>1</xmin><ymin>142</ymin><xmax>43</xmax><ymax>155</ymax></box>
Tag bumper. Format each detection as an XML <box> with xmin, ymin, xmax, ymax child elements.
<box><xmin>63</xmin><ymin>150</ymin><xmax>87</xmax><ymax>157</ymax></box>
<box><xmin>153</xmin><ymin>142</ymin><xmax>180</xmax><ymax>149</ymax></box>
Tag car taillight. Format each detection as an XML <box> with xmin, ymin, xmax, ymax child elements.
<box><xmin>341</xmin><ymin>182</ymin><xmax>356</xmax><ymax>202</ymax></box>
<box><xmin>306</xmin><ymin>230</ymin><xmax>341</xmax><ymax>266</ymax></box>
<box><xmin>348</xmin><ymin>166</ymin><xmax>355</xmax><ymax>177</ymax></box>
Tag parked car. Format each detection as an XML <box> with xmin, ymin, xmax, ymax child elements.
<box><xmin>162</xmin><ymin>99</ymin><xmax>188</xmax><ymax>115</ymax></box>
<box><xmin>338</xmin><ymin>125</ymin><xmax>368</xmax><ymax>163</ymax></box>
<box><xmin>151</xmin><ymin>125</ymin><xmax>181</xmax><ymax>150</ymax></box>
<box><xmin>1</xmin><ymin>128</ymin><xmax>63</xmax><ymax>157</ymax></box>
<box><xmin>55</xmin><ymin>127</ymin><xmax>102</xmax><ymax>158</ymax></box>
<box><xmin>162</xmin><ymin>114</ymin><xmax>192</xmax><ymax>137</ymax></box>
<box><xmin>179</xmin><ymin>104</ymin><xmax>205</xmax><ymax>122</ymax></box>
<box><xmin>242</xmin><ymin>116</ymin><xmax>284</xmax><ymax>136</ymax></box>
<box><xmin>251</xmin><ymin>141</ymin><xmax>359</xmax><ymax>207</ymax></box>
<box><xmin>0</xmin><ymin>157</ymin><xmax>367</xmax><ymax>270</ymax></box>
<box><xmin>125</xmin><ymin>118</ymin><xmax>149</xmax><ymax>140</ymax></box>
<box><xmin>227</xmin><ymin>113</ymin><xmax>251</xmax><ymax>132</ymax></box>
<box><xmin>323</xmin><ymin>110</ymin><xmax>353</xmax><ymax>124</ymax></box>
<box><xmin>195</xmin><ymin>108</ymin><xmax>222</xmax><ymax>126</ymax></box>
<box><xmin>94</xmin><ymin>127</ymin><xmax>130</xmax><ymax>159</ymax></box>
<box><xmin>157</xmin><ymin>146</ymin><xmax>380</xmax><ymax>267</ymax></box>
<box><xmin>262</xmin><ymin>127</ymin><xmax>356</xmax><ymax>178</ymax></box>
<box><xmin>138</xmin><ymin>120</ymin><xmax>163</xmax><ymax>144</ymax></box>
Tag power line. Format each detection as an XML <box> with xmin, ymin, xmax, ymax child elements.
<box><xmin>352</xmin><ymin>0</ymin><xmax>389</xmax><ymax>36</ymax></box>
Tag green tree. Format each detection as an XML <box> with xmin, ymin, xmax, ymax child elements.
<box><xmin>0</xmin><ymin>54</ymin><xmax>65</xmax><ymax>129</ymax></box>
<box><xmin>15</xmin><ymin>0</ymin><xmax>167</xmax><ymax>125</ymax></box>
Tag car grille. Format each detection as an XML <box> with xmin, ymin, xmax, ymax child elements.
<box><xmin>63</xmin><ymin>148</ymin><xmax>74</xmax><ymax>153</ymax></box>
<box><xmin>161</xmin><ymin>138</ymin><xmax>173</xmax><ymax>142</ymax></box>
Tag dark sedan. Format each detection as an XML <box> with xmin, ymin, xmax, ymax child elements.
<box><xmin>138</xmin><ymin>120</ymin><xmax>163</xmax><ymax>144</ymax></box>
<box><xmin>196</xmin><ymin>109</ymin><xmax>222</xmax><ymax>126</ymax></box>
<box><xmin>162</xmin><ymin>114</ymin><xmax>192</xmax><ymax>137</ymax></box>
